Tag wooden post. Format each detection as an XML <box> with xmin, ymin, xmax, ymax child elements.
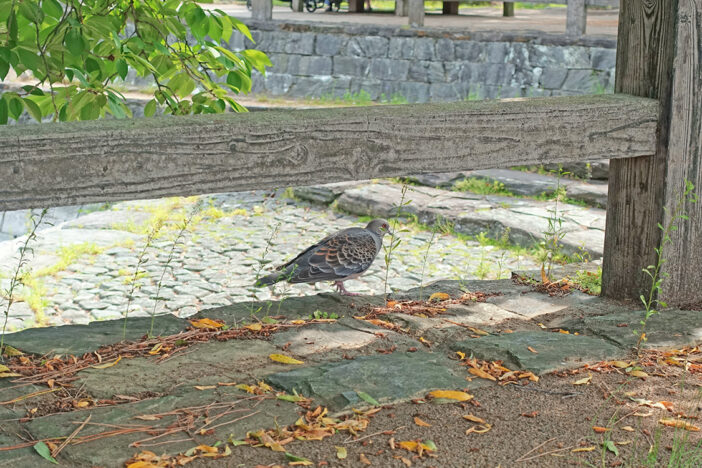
<box><xmin>566</xmin><ymin>0</ymin><xmax>586</xmax><ymax>36</ymax></box>
<box><xmin>395</xmin><ymin>0</ymin><xmax>408</xmax><ymax>16</ymax></box>
<box><xmin>348</xmin><ymin>0</ymin><xmax>364</xmax><ymax>12</ymax></box>
<box><xmin>442</xmin><ymin>1</ymin><xmax>459</xmax><ymax>15</ymax></box>
<box><xmin>602</xmin><ymin>0</ymin><xmax>702</xmax><ymax>305</ymax></box>
<box><xmin>292</xmin><ymin>0</ymin><xmax>304</xmax><ymax>12</ymax></box>
<box><xmin>409</xmin><ymin>0</ymin><xmax>424</xmax><ymax>26</ymax></box>
<box><xmin>252</xmin><ymin>0</ymin><xmax>272</xmax><ymax>20</ymax></box>
<box><xmin>503</xmin><ymin>2</ymin><xmax>514</xmax><ymax>17</ymax></box>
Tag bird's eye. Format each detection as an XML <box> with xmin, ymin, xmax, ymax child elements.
<box><xmin>383</xmin><ymin>224</ymin><xmax>388</xmax><ymax>229</ymax></box>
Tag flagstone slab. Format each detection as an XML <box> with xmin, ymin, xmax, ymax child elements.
<box><xmin>25</xmin><ymin>387</ymin><xmax>300</xmax><ymax>468</ymax></box>
<box><xmin>75</xmin><ymin>339</ymin><xmax>281</xmax><ymax>399</ymax></box>
<box><xmin>0</xmin><ymin>407</ymin><xmax>57</xmax><ymax>468</ymax></box>
<box><xmin>557</xmin><ymin>309</ymin><xmax>702</xmax><ymax>349</ymax></box>
<box><xmin>265</xmin><ymin>352</ymin><xmax>471</xmax><ymax>411</ymax></box>
<box><xmin>4</xmin><ymin>316</ymin><xmax>188</xmax><ymax>356</ymax></box>
<box><xmin>451</xmin><ymin>331</ymin><xmax>621</xmax><ymax>374</ymax></box>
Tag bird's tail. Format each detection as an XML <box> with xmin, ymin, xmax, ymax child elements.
<box><xmin>254</xmin><ymin>271</ymin><xmax>286</xmax><ymax>287</ymax></box>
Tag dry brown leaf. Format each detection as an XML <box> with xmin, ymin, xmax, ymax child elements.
<box><xmin>148</xmin><ymin>343</ymin><xmax>163</xmax><ymax>355</ymax></box>
<box><xmin>572</xmin><ymin>446</ymin><xmax>596</xmax><ymax>453</ymax></box>
<box><xmin>611</xmin><ymin>360</ymin><xmax>631</xmax><ymax>368</ymax></box>
<box><xmin>659</xmin><ymin>418</ymin><xmax>700</xmax><ymax>431</ymax></box>
<box><xmin>414</xmin><ymin>417</ymin><xmax>432</xmax><ymax>427</ymax></box>
<box><xmin>359</xmin><ymin>453</ymin><xmax>371</xmax><ymax>465</ymax></box>
<box><xmin>91</xmin><ymin>356</ymin><xmax>121</xmax><ymax>369</ymax></box>
<box><xmin>629</xmin><ymin>370</ymin><xmax>648</xmax><ymax>378</ymax></box>
<box><xmin>466</xmin><ymin>423</ymin><xmax>492</xmax><ymax>434</ymax></box>
<box><xmin>622</xmin><ymin>426</ymin><xmax>635</xmax><ymax>432</ymax></box>
<box><xmin>394</xmin><ymin>455</ymin><xmax>412</xmax><ymax>467</ymax></box>
<box><xmin>593</xmin><ymin>426</ymin><xmax>611</xmax><ymax>433</ymax></box>
<box><xmin>194</xmin><ymin>385</ymin><xmax>216</xmax><ymax>391</ymax></box>
<box><xmin>468</xmin><ymin>367</ymin><xmax>496</xmax><ymax>381</ymax></box>
<box><xmin>573</xmin><ymin>375</ymin><xmax>592</xmax><ymax>386</ymax></box>
<box><xmin>189</xmin><ymin>318</ymin><xmax>224</xmax><ymax>329</ymax></box>
<box><xmin>428</xmin><ymin>292</ymin><xmax>450</xmax><ymax>302</ymax></box>
<box><xmin>527</xmin><ymin>346</ymin><xmax>538</xmax><ymax>354</ymax></box>
<box><xmin>134</xmin><ymin>414</ymin><xmax>161</xmax><ymax>421</ymax></box>
<box><xmin>463</xmin><ymin>414</ymin><xmax>486</xmax><ymax>424</ymax></box>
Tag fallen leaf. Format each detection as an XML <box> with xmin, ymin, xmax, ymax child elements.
<box><xmin>527</xmin><ymin>346</ymin><xmax>538</xmax><ymax>354</ymax></box>
<box><xmin>0</xmin><ymin>365</ymin><xmax>10</xmax><ymax>373</ymax></box>
<box><xmin>217</xmin><ymin>382</ymin><xmax>238</xmax><ymax>387</ymax></box>
<box><xmin>603</xmin><ymin>440</ymin><xmax>619</xmax><ymax>456</ymax></box>
<box><xmin>468</xmin><ymin>367</ymin><xmax>496</xmax><ymax>381</ymax></box>
<box><xmin>611</xmin><ymin>361</ymin><xmax>631</xmax><ymax>368</ymax></box>
<box><xmin>572</xmin><ymin>446</ymin><xmax>596</xmax><ymax>453</ymax></box>
<box><xmin>386</xmin><ymin>300</ymin><xmax>398</xmax><ymax>308</ymax></box>
<box><xmin>593</xmin><ymin>426</ymin><xmax>611</xmax><ymax>433</ymax></box>
<box><xmin>285</xmin><ymin>452</ymin><xmax>313</xmax><ymax>465</ymax></box>
<box><xmin>0</xmin><ymin>372</ymin><xmax>21</xmax><ymax>378</ymax></box>
<box><xmin>91</xmin><ymin>356</ymin><xmax>121</xmax><ymax>369</ymax></box>
<box><xmin>148</xmin><ymin>343</ymin><xmax>163</xmax><ymax>355</ymax></box>
<box><xmin>33</xmin><ymin>442</ymin><xmax>58</xmax><ymax>464</ymax></box>
<box><xmin>194</xmin><ymin>385</ymin><xmax>216</xmax><ymax>391</ymax></box>
<box><xmin>269</xmin><ymin>354</ymin><xmax>304</xmax><ymax>365</ymax></box>
<box><xmin>428</xmin><ymin>390</ymin><xmax>473</xmax><ymax>401</ymax></box>
<box><xmin>463</xmin><ymin>414</ymin><xmax>486</xmax><ymax>424</ymax></box>
<box><xmin>335</xmin><ymin>446</ymin><xmax>347</xmax><ymax>459</ymax></box>
<box><xmin>245</xmin><ymin>323</ymin><xmax>262</xmax><ymax>331</ymax></box>
<box><xmin>659</xmin><ymin>418</ymin><xmax>700</xmax><ymax>431</ymax></box>
<box><xmin>629</xmin><ymin>370</ymin><xmax>648</xmax><ymax>378</ymax></box>
<box><xmin>521</xmin><ymin>411</ymin><xmax>539</xmax><ymax>418</ymax></box>
<box><xmin>357</xmin><ymin>391</ymin><xmax>380</xmax><ymax>406</ymax></box>
<box><xmin>466</xmin><ymin>423</ymin><xmax>492</xmax><ymax>434</ymax></box>
<box><xmin>573</xmin><ymin>375</ymin><xmax>592</xmax><ymax>386</ymax></box>
<box><xmin>428</xmin><ymin>292</ymin><xmax>450</xmax><ymax>302</ymax></box>
<box><xmin>189</xmin><ymin>318</ymin><xmax>224</xmax><ymax>329</ymax></box>
<box><xmin>394</xmin><ymin>455</ymin><xmax>412</xmax><ymax>466</ymax></box>
<box><xmin>134</xmin><ymin>414</ymin><xmax>161</xmax><ymax>421</ymax></box>
<box><xmin>622</xmin><ymin>426</ymin><xmax>635</xmax><ymax>432</ymax></box>
<box><xmin>456</xmin><ymin>351</ymin><xmax>466</xmax><ymax>360</ymax></box>
<box><xmin>359</xmin><ymin>453</ymin><xmax>371</xmax><ymax>465</ymax></box>
<box><xmin>2</xmin><ymin>345</ymin><xmax>23</xmax><ymax>357</ymax></box>
<box><xmin>414</xmin><ymin>416</ymin><xmax>432</xmax><ymax>427</ymax></box>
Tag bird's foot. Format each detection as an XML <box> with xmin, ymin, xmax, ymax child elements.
<box><xmin>334</xmin><ymin>281</ymin><xmax>361</xmax><ymax>296</ymax></box>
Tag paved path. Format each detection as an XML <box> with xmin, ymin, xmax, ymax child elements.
<box><xmin>204</xmin><ymin>4</ymin><xmax>619</xmax><ymax>37</ymax></box>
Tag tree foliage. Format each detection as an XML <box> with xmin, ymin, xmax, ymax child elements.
<box><xmin>0</xmin><ymin>0</ymin><xmax>271</xmax><ymax>124</ymax></box>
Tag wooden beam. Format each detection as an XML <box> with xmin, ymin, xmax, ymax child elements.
<box><xmin>566</xmin><ymin>0</ymin><xmax>587</xmax><ymax>36</ymax></box>
<box><xmin>0</xmin><ymin>95</ymin><xmax>656</xmax><ymax>212</ymax></box>
<box><xmin>503</xmin><ymin>2</ymin><xmax>515</xmax><ymax>17</ymax></box>
<box><xmin>408</xmin><ymin>0</ymin><xmax>424</xmax><ymax>26</ymax></box>
<box><xmin>251</xmin><ymin>0</ymin><xmax>272</xmax><ymax>20</ymax></box>
<box><xmin>395</xmin><ymin>0</ymin><xmax>409</xmax><ymax>16</ymax></box>
<box><xmin>603</xmin><ymin>0</ymin><xmax>702</xmax><ymax>305</ymax></box>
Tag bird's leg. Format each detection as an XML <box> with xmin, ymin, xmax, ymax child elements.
<box><xmin>334</xmin><ymin>281</ymin><xmax>360</xmax><ymax>296</ymax></box>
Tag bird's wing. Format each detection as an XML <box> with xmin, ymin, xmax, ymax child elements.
<box><xmin>284</xmin><ymin>228</ymin><xmax>380</xmax><ymax>283</ymax></box>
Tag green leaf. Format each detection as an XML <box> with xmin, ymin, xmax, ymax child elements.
<box><xmin>8</xmin><ymin>96</ymin><xmax>23</xmax><ymax>120</ymax></box>
<box><xmin>65</xmin><ymin>28</ymin><xmax>87</xmax><ymax>56</ymax></box>
<box><xmin>0</xmin><ymin>1</ymin><xmax>12</xmax><ymax>23</ymax></box>
<box><xmin>603</xmin><ymin>440</ymin><xmax>619</xmax><ymax>456</ymax></box>
<box><xmin>115</xmin><ymin>59</ymin><xmax>129</xmax><ymax>80</ymax></box>
<box><xmin>242</xmin><ymin>49</ymin><xmax>272</xmax><ymax>73</ymax></box>
<box><xmin>42</xmin><ymin>0</ymin><xmax>63</xmax><ymax>20</ymax></box>
<box><xmin>0</xmin><ymin>57</ymin><xmax>8</xmax><ymax>81</ymax></box>
<box><xmin>0</xmin><ymin>97</ymin><xmax>8</xmax><ymax>125</ymax></box>
<box><xmin>284</xmin><ymin>453</ymin><xmax>313</xmax><ymax>464</ymax></box>
<box><xmin>22</xmin><ymin>98</ymin><xmax>42</xmax><ymax>122</ymax></box>
<box><xmin>356</xmin><ymin>391</ymin><xmax>379</xmax><ymax>406</ymax></box>
<box><xmin>19</xmin><ymin>1</ymin><xmax>43</xmax><ymax>24</ymax></box>
<box><xmin>143</xmin><ymin>99</ymin><xmax>157</xmax><ymax>117</ymax></box>
<box><xmin>33</xmin><ymin>442</ymin><xmax>58</xmax><ymax>464</ymax></box>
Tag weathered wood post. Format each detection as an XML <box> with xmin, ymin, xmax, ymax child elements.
<box><xmin>566</xmin><ymin>0</ymin><xmax>586</xmax><ymax>36</ymax></box>
<box><xmin>443</xmin><ymin>1</ymin><xmax>459</xmax><ymax>15</ymax></box>
<box><xmin>602</xmin><ymin>0</ymin><xmax>702</xmax><ymax>305</ymax></box>
<box><xmin>348</xmin><ymin>0</ymin><xmax>365</xmax><ymax>12</ymax></box>
<box><xmin>409</xmin><ymin>0</ymin><xmax>424</xmax><ymax>26</ymax></box>
<box><xmin>396</xmin><ymin>0</ymin><xmax>409</xmax><ymax>16</ymax></box>
<box><xmin>291</xmin><ymin>0</ymin><xmax>304</xmax><ymax>12</ymax></box>
<box><xmin>503</xmin><ymin>1</ymin><xmax>515</xmax><ymax>17</ymax></box>
<box><xmin>252</xmin><ymin>0</ymin><xmax>273</xmax><ymax>20</ymax></box>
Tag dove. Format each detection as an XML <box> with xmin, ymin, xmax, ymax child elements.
<box><xmin>255</xmin><ymin>219</ymin><xmax>392</xmax><ymax>295</ymax></box>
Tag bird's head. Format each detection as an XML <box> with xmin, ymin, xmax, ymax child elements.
<box><xmin>366</xmin><ymin>218</ymin><xmax>393</xmax><ymax>237</ymax></box>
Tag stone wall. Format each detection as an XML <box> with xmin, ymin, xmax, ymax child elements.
<box><xmin>235</xmin><ymin>20</ymin><xmax>617</xmax><ymax>102</ymax></box>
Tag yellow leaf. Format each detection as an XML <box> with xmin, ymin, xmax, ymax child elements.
<box><xmin>465</xmin><ymin>423</ymin><xmax>492</xmax><ymax>434</ymax></box>
<box><xmin>335</xmin><ymin>446</ymin><xmax>347</xmax><ymax>459</ymax></box>
<box><xmin>2</xmin><ymin>345</ymin><xmax>23</xmax><ymax>356</ymax></box>
<box><xmin>463</xmin><ymin>414</ymin><xmax>486</xmax><ymax>424</ymax></box>
<box><xmin>428</xmin><ymin>390</ymin><xmax>473</xmax><ymax>401</ymax></box>
<box><xmin>414</xmin><ymin>417</ymin><xmax>432</xmax><ymax>427</ymax></box>
<box><xmin>468</xmin><ymin>367</ymin><xmax>496</xmax><ymax>381</ymax></box>
<box><xmin>290</xmin><ymin>320</ymin><xmax>306</xmax><ymax>325</ymax></box>
<box><xmin>217</xmin><ymin>382</ymin><xmax>237</xmax><ymax>386</ymax></box>
<box><xmin>148</xmin><ymin>343</ymin><xmax>162</xmax><ymax>355</ymax></box>
<box><xmin>527</xmin><ymin>346</ymin><xmax>538</xmax><ymax>354</ymax></box>
<box><xmin>0</xmin><ymin>365</ymin><xmax>10</xmax><ymax>373</ymax></box>
<box><xmin>194</xmin><ymin>385</ymin><xmax>216</xmax><ymax>390</ymax></box>
<box><xmin>189</xmin><ymin>318</ymin><xmax>224</xmax><ymax>329</ymax></box>
<box><xmin>75</xmin><ymin>400</ymin><xmax>90</xmax><ymax>408</ymax></box>
<box><xmin>269</xmin><ymin>354</ymin><xmax>304</xmax><ymax>365</ymax></box>
<box><xmin>573</xmin><ymin>375</ymin><xmax>592</xmax><ymax>385</ymax></box>
<box><xmin>91</xmin><ymin>356</ymin><xmax>121</xmax><ymax>369</ymax></box>
<box><xmin>557</xmin><ymin>329</ymin><xmax>570</xmax><ymax>334</ymax></box>
<box><xmin>612</xmin><ymin>360</ymin><xmax>631</xmax><ymax>368</ymax></box>
<box><xmin>359</xmin><ymin>453</ymin><xmax>371</xmax><ymax>465</ymax></box>
<box><xmin>571</xmin><ymin>446</ymin><xmax>596</xmax><ymax>453</ymax></box>
<box><xmin>659</xmin><ymin>418</ymin><xmax>700</xmax><ymax>431</ymax></box>
<box><xmin>540</xmin><ymin>265</ymin><xmax>549</xmax><ymax>284</ymax></box>
<box><xmin>466</xmin><ymin>326</ymin><xmax>489</xmax><ymax>336</ymax></box>
<box><xmin>0</xmin><ymin>372</ymin><xmax>20</xmax><ymax>378</ymax></box>
<box><xmin>245</xmin><ymin>323</ymin><xmax>262</xmax><ymax>331</ymax></box>
<box><xmin>428</xmin><ymin>292</ymin><xmax>450</xmax><ymax>302</ymax></box>
<box><xmin>456</xmin><ymin>351</ymin><xmax>466</xmax><ymax>360</ymax></box>
<box><xmin>629</xmin><ymin>370</ymin><xmax>648</xmax><ymax>378</ymax></box>
<box><xmin>127</xmin><ymin>462</ymin><xmax>157</xmax><ymax>468</ymax></box>
<box><xmin>235</xmin><ymin>384</ymin><xmax>255</xmax><ymax>393</ymax></box>
<box><xmin>622</xmin><ymin>426</ymin><xmax>635</xmax><ymax>432</ymax></box>
<box><xmin>194</xmin><ymin>445</ymin><xmax>218</xmax><ymax>454</ymax></box>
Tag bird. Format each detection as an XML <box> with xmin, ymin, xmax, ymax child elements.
<box><xmin>255</xmin><ymin>219</ymin><xmax>392</xmax><ymax>296</ymax></box>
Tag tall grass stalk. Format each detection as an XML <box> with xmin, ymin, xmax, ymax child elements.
<box><xmin>383</xmin><ymin>184</ymin><xmax>410</xmax><ymax>299</ymax></box>
<box><xmin>542</xmin><ymin>166</ymin><xmax>568</xmax><ymax>279</ymax></box>
<box><xmin>251</xmin><ymin>222</ymin><xmax>281</xmax><ymax>316</ymax></box>
<box><xmin>636</xmin><ymin>180</ymin><xmax>697</xmax><ymax>353</ymax></box>
<box><xmin>1</xmin><ymin>209</ymin><xmax>47</xmax><ymax>356</ymax></box>
<box><xmin>123</xmin><ymin>219</ymin><xmax>164</xmax><ymax>340</ymax></box>
<box><xmin>418</xmin><ymin>227</ymin><xmax>438</xmax><ymax>301</ymax></box>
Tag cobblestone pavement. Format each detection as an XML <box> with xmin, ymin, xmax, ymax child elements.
<box><xmin>0</xmin><ymin>190</ymin><xmax>541</xmax><ymax>332</ymax></box>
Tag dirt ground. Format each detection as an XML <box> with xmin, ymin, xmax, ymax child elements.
<box><xmin>182</xmin><ymin>356</ymin><xmax>701</xmax><ymax>468</ymax></box>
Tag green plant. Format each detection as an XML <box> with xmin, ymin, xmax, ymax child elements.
<box><xmin>123</xmin><ymin>218</ymin><xmax>164</xmax><ymax>339</ymax></box>
<box><xmin>453</xmin><ymin>178</ymin><xmax>514</xmax><ymax>197</ymax></box>
<box><xmin>572</xmin><ymin>267</ymin><xmax>602</xmax><ymax>295</ymax></box>
<box><xmin>308</xmin><ymin>310</ymin><xmax>339</xmax><ymax>320</ymax></box>
<box><xmin>383</xmin><ymin>184</ymin><xmax>411</xmax><ymax>299</ymax></box>
<box><xmin>636</xmin><ymin>180</ymin><xmax>697</xmax><ymax>353</ymax></box>
<box><xmin>251</xmin><ymin>222</ymin><xmax>281</xmax><ymax>316</ymax></box>
<box><xmin>0</xmin><ymin>0</ymin><xmax>270</xmax><ymax>124</ymax></box>
<box><xmin>418</xmin><ymin>225</ymin><xmax>438</xmax><ymax>301</ymax></box>
<box><xmin>1</xmin><ymin>209</ymin><xmax>47</xmax><ymax>356</ymax></box>
<box><xmin>540</xmin><ymin>166</ymin><xmax>569</xmax><ymax>279</ymax></box>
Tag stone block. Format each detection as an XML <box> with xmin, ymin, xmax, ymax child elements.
<box><xmin>429</xmin><ymin>82</ymin><xmax>462</xmax><ymax>102</ymax></box>
<box><xmin>506</xmin><ymin>42</ymin><xmax>530</xmax><ymax>68</ymax></box>
<box><xmin>388</xmin><ymin>37</ymin><xmax>415</xmax><ymax>59</ymax></box>
<box><xmin>435</xmin><ymin>38</ymin><xmax>455</xmax><ymax>61</ymax></box>
<box><xmin>264</xmin><ymin>73</ymin><xmax>294</xmax><ymax>95</ymax></box>
<box><xmin>368</xmin><ymin>58</ymin><xmax>410</xmax><ymax>80</ymax></box>
<box><xmin>590</xmin><ymin>47</ymin><xmax>616</xmax><ymax>70</ymax></box>
<box><xmin>288</xmin><ymin>76</ymin><xmax>332</xmax><ymax>98</ymax></box>
<box><xmin>408</xmin><ymin>60</ymin><xmax>445</xmax><ymax>82</ymax></box>
<box><xmin>413</xmin><ymin>38</ymin><xmax>436</xmax><ymax>60</ymax></box>
<box><xmin>267</xmin><ymin>53</ymin><xmax>289</xmax><ymax>74</ymax></box>
<box><xmin>454</xmin><ymin>41</ymin><xmax>483</xmax><ymax>61</ymax></box>
<box><xmin>529</xmin><ymin>44</ymin><xmax>591</xmax><ymax>68</ymax></box>
<box><xmin>397</xmin><ymin>81</ymin><xmax>430</xmax><ymax>103</ymax></box>
<box><xmin>485</xmin><ymin>41</ymin><xmax>509</xmax><ymax>63</ymax></box>
<box><xmin>444</xmin><ymin>62</ymin><xmax>462</xmax><ymax>82</ymax></box>
<box><xmin>483</xmin><ymin>63</ymin><xmax>515</xmax><ymax>86</ymax></box>
<box><xmin>539</xmin><ymin>67</ymin><xmax>568</xmax><ymax>89</ymax></box>
<box><xmin>333</xmin><ymin>56</ymin><xmax>370</xmax><ymax>77</ymax></box>
<box><xmin>284</xmin><ymin>32</ymin><xmax>315</xmax><ymax>55</ymax></box>
<box><xmin>562</xmin><ymin>68</ymin><xmax>598</xmax><ymax>92</ymax></box>
<box><xmin>256</xmin><ymin>31</ymin><xmax>288</xmax><ymax>54</ymax></box>
<box><xmin>288</xmin><ymin>55</ymin><xmax>332</xmax><ymax>76</ymax></box>
<box><xmin>315</xmin><ymin>33</ymin><xmax>346</xmax><ymax>56</ymax></box>
<box><xmin>346</xmin><ymin>36</ymin><xmax>390</xmax><ymax>57</ymax></box>
<box><xmin>350</xmin><ymin>78</ymin><xmax>382</xmax><ymax>99</ymax></box>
